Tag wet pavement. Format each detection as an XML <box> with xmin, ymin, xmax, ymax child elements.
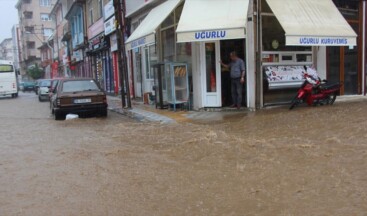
<box><xmin>1</xmin><ymin>92</ymin><xmax>367</xmax><ymax>215</ymax></box>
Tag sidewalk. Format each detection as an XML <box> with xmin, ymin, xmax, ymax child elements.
<box><xmin>107</xmin><ymin>96</ymin><xmax>247</xmax><ymax>124</ymax></box>
<box><xmin>107</xmin><ymin>95</ymin><xmax>367</xmax><ymax>123</ymax></box>
<box><xmin>107</xmin><ymin>96</ymin><xmax>176</xmax><ymax>124</ymax></box>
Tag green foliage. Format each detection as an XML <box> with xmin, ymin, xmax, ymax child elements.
<box><xmin>27</xmin><ymin>64</ymin><xmax>44</xmax><ymax>80</ymax></box>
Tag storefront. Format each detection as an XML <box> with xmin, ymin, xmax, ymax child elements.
<box><xmin>125</xmin><ymin>0</ymin><xmax>175</xmax><ymax>99</ymax></box>
<box><xmin>125</xmin><ymin>0</ymin><xmax>363</xmax><ymax>110</ymax></box>
<box><xmin>126</xmin><ymin>0</ymin><xmax>251</xmax><ymax>110</ymax></box>
<box><xmin>86</xmin><ymin>34</ymin><xmax>114</xmax><ymax>93</ymax></box>
<box><xmin>176</xmin><ymin>0</ymin><xmax>250</xmax><ymax>109</ymax></box>
<box><xmin>259</xmin><ymin>0</ymin><xmax>360</xmax><ymax>106</ymax></box>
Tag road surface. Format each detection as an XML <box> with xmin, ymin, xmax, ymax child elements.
<box><xmin>0</xmin><ymin>92</ymin><xmax>367</xmax><ymax>215</ymax></box>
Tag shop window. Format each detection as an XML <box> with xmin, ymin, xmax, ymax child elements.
<box><xmin>262</xmin><ymin>15</ymin><xmax>311</xmax><ymax>52</ymax></box>
<box><xmin>144</xmin><ymin>45</ymin><xmax>157</xmax><ymax>80</ymax></box>
<box><xmin>161</xmin><ymin>27</ymin><xmax>175</xmax><ymax>62</ymax></box>
<box><xmin>334</xmin><ymin>0</ymin><xmax>359</xmax><ymax>20</ymax></box>
<box><xmin>161</xmin><ymin>13</ymin><xmax>174</xmax><ymax>28</ymax></box>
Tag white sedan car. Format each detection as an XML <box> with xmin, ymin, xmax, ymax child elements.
<box><xmin>38</xmin><ymin>79</ymin><xmax>52</xmax><ymax>102</ymax></box>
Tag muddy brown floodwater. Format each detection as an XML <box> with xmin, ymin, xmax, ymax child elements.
<box><xmin>1</xmin><ymin>93</ymin><xmax>367</xmax><ymax>215</ymax></box>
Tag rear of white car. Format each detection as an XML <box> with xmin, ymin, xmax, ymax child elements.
<box><xmin>38</xmin><ymin>79</ymin><xmax>52</xmax><ymax>101</ymax></box>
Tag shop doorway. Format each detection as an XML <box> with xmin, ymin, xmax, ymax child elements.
<box><xmin>201</xmin><ymin>41</ymin><xmax>221</xmax><ymax>107</ymax></box>
<box><xmin>220</xmin><ymin>39</ymin><xmax>246</xmax><ymax>107</ymax></box>
<box><xmin>327</xmin><ymin>23</ymin><xmax>360</xmax><ymax>95</ymax></box>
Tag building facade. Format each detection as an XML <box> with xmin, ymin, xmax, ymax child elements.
<box><xmin>11</xmin><ymin>25</ymin><xmax>21</xmax><ymax>72</ymax></box>
<box><xmin>0</xmin><ymin>38</ymin><xmax>15</xmax><ymax>62</ymax></box>
<box><xmin>16</xmin><ymin>0</ymin><xmax>56</xmax><ymax>78</ymax></box>
<box><xmin>125</xmin><ymin>0</ymin><xmax>367</xmax><ymax>110</ymax></box>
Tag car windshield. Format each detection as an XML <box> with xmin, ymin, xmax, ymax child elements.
<box><xmin>62</xmin><ymin>80</ymin><xmax>100</xmax><ymax>92</ymax></box>
<box><xmin>40</xmin><ymin>80</ymin><xmax>51</xmax><ymax>87</ymax></box>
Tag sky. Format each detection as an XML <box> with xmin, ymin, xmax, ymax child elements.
<box><xmin>0</xmin><ymin>0</ymin><xmax>19</xmax><ymax>43</ymax></box>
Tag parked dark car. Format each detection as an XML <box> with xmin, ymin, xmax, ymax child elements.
<box><xmin>50</xmin><ymin>78</ymin><xmax>108</xmax><ymax>120</ymax></box>
<box><xmin>22</xmin><ymin>81</ymin><xmax>36</xmax><ymax>92</ymax></box>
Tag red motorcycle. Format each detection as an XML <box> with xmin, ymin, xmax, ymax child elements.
<box><xmin>289</xmin><ymin>66</ymin><xmax>342</xmax><ymax>110</ymax></box>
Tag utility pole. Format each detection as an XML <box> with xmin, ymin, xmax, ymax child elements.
<box><xmin>113</xmin><ymin>0</ymin><xmax>131</xmax><ymax>108</ymax></box>
<box><xmin>120</xmin><ymin>0</ymin><xmax>132</xmax><ymax>108</ymax></box>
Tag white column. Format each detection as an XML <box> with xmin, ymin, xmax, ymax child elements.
<box><xmin>246</xmin><ymin>0</ymin><xmax>256</xmax><ymax>110</ymax></box>
<box><xmin>191</xmin><ymin>42</ymin><xmax>203</xmax><ymax>110</ymax></box>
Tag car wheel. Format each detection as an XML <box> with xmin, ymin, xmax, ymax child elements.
<box><xmin>38</xmin><ymin>96</ymin><xmax>42</xmax><ymax>102</ymax></box>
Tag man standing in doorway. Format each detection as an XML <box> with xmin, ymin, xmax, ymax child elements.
<box><xmin>220</xmin><ymin>51</ymin><xmax>246</xmax><ymax>109</ymax></box>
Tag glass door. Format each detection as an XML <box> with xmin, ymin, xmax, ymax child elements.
<box><xmin>201</xmin><ymin>41</ymin><xmax>221</xmax><ymax>107</ymax></box>
<box><xmin>343</xmin><ymin>23</ymin><xmax>359</xmax><ymax>95</ymax></box>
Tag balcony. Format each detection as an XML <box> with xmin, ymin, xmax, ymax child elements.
<box><xmin>26</xmin><ymin>49</ymin><xmax>38</xmax><ymax>59</ymax></box>
<box><xmin>63</xmin><ymin>22</ymin><xmax>70</xmax><ymax>36</ymax></box>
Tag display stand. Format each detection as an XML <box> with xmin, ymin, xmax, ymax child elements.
<box><xmin>165</xmin><ymin>63</ymin><xmax>189</xmax><ymax>111</ymax></box>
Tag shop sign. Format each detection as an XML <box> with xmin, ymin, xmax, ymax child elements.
<box><xmin>104</xmin><ymin>16</ymin><xmax>116</xmax><ymax>35</ymax></box>
<box><xmin>131</xmin><ymin>37</ymin><xmax>146</xmax><ymax>49</ymax></box>
<box><xmin>72</xmin><ymin>50</ymin><xmax>83</xmax><ymax>62</ymax></box>
<box><xmin>104</xmin><ymin>0</ymin><xmax>114</xmax><ymax>20</ymax></box>
<box><xmin>298</xmin><ymin>37</ymin><xmax>349</xmax><ymax>45</ymax></box>
<box><xmin>88</xmin><ymin>19</ymin><xmax>104</xmax><ymax>39</ymax></box>
<box><xmin>286</xmin><ymin>36</ymin><xmax>356</xmax><ymax>46</ymax></box>
<box><xmin>110</xmin><ymin>33</ymin><xmax>118</xmax><ymax>52</ymax></box>
<box><xmin>194</xmin><ymin>30</ymin><xmax>226</xmax><ymax>40</ymax></box>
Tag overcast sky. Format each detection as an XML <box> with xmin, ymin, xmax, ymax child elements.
<box><xmin>0</xmin><ymin>0</ymin><xmax>19</xmax><ymax>43</ymax></box>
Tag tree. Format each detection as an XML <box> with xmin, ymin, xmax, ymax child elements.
<box><xmin>27</xmin><ymin>64</ymin><xmax>44</xmax><ymax>80</ymax></box>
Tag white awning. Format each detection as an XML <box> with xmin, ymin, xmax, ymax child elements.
<box><xmin>176</xmin><ymin>0</ymin><xmax>250</xmax><ymax>43</ymax></box>
<box><xmin>266</xmin><ymin>0</ymin><xmax>357</xmax><ymax>46</ymax></box>
<box><xmin>125</xmin><ymin>0</ymin><xmax>182</xmax><ymax>50</ymax></box>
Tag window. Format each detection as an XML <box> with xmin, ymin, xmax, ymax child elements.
<box><xmin>70</xmin><ymin>9</ymin><xmax>85</xmax><ymax>48</ymax></box>
<box><xmin>24</xmin><ymin>11</ymin><xmax>33</xmax><ymax>19</ymax></box>
<box><xmin>23</xmin><ymin>0</ymin><xmax>31</xmax><ymax>3</ymax></box>
<box><xmin>40</xmin><ymin>0</ymin><xmax>51</xmax><ymax>7</ymax></box>
<box><xmin>89</xmin><ymin>8</ymin><xmax>94</xmax><ymax>24</ymax></box>
<box><xmin>24</xmin><ymin>26</ymin><xmax>35</xmax><ymax>33</ymax></box>
<box><xmin>98</xmin><ymin>0</ymin><xmax>103</xmax><ymax>19</ymax></box>
<box><xmin>62</xmin><ymin>80</ymin><xmax>100</xmax><ymax>92</ymax></box>
<box><xmin>43</xmin><ymin>28</ymin><xmax>53</xmax><ymax>37</ymax></box>
<box><xmin>40</xmin><ymin>13</ymin><xmax>51</xmax><ymax>21</ymax></box>
<box><xmin>27</xmin><ymin>41</ymin><xmax>35</xmax><ymax>49</ymax></box>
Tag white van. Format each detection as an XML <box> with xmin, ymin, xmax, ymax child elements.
<box><xmin>0</xmin><ymin>60</ymin><xmax>18</xmax><ymax>98</ymax></box>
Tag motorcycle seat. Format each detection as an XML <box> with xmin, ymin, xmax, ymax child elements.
<box><xmin>320</xmin><ymin>82</ymin><xmax>340</xmax><ymax>90</ymax></box>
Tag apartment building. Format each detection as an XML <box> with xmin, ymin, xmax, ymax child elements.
<box><xmin>0</xmin><ymin>38</ymin><xmax>14</xmax><ymax>61</ymax></box>
<box><xmin>16</xmin><ymin>0</ymin><xmax>56</xmax><ymax>76</ymax></box>
<box><xmin>11</xmin><ymin>25</ymin><xmax>21</xmax><ymax>72</ymax></box>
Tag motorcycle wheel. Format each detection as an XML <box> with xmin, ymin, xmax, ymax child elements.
<box><xmin>326</xmin><ymin>92</ymin><xmax>337</xmax><ymax>105</ymax></box>
<box><xmin>289</xmin><ymin>96</ymin><xmax>301</xmax><ymax>110</ymax></box>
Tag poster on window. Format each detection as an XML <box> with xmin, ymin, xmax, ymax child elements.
<box><xmin>264</xmin><ymin>65</ymin><xmax>318</xmax><ymax>83</ymax></box>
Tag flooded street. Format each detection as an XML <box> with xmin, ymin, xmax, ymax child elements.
<box><xmin>1</xmin><ymin>93</ymin><xmax>367</xmax><ymax>215</ymax></box>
